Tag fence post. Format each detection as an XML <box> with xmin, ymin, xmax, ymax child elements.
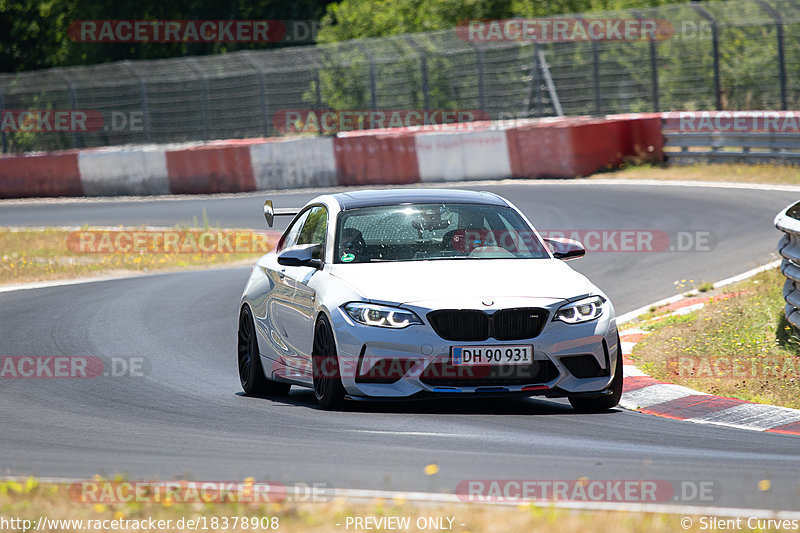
<box><xmin>533</xmin><ymin>43</ymin><xmax>544</xmax><ymax>117</ymax></box>
<box><xmin>310</xmin><ymin>47</ymin><xmax>324</xmax><ymax>110</ymax></box>
<box><xmin>123</xmin><ymin>61</ymin><xmax>151</xmax><ymax>142</ymax></box>
<box><xmin>470</xmin><ymin>42</ymin><xmax>486</xmax><ymax>112</ymax></box>
<box><xmin>314</xmin><ymin>72</ymin><xmax>323</xmax><ymax>109</ymax></box>
<box><xmin>0</xmin><ymin>86</ymin><xmax>6</xmax><ymax>153</ymax></box>
<box><xmin>691</xmin><ymin>4</ymin><xmax>722</xmax><ymax>110</ymax></box>
<box><xmin>355</xmin><ymin>42</ymin><xmax>378</xmax><ymax>109</ymax></box>
<box><xmin>55</xmin><ymin>69</ymin><xmax>81</xmax><ymax>148</ymax></box>
<box><xmin>188</xmin><ymin>58</ymin><xmax>210</xmax><ymax>140</ymax></box>
<box><xmin>632</xmin><ymin>10</ymin><xmax>660</xmax><ymax>112</ymax></box>
<box><xmin>591</xmin><ymin>41</ymin><xmax>602</xmax><ymax>115</ymax></box>
<box><xmin>538</xmin><ymin>49</ymin><xmax>564</xmax><ymax>117</ymax></box>
<box><xmin>405</xmin><ymin>35</ymin><xmax>429</xmax><ymax>111</ymax></box>
<box><xmin>572</xmin><ymin>15</ymin><xmax>602</xmax><ymax>115</ymax></box>
<box><xmin>755</xmin><ymin>0</ymin><xmax>787</xmax><ymax>110</ymax></box>
<box><xmin>523</xmin><ymin>43</ymin><xmax>538</xmax><ymax>117</ymax></box>
<box><xmin>242</xmin><ymin>53</ymin><xmax>270</xmax><ymax>137</ymax></box>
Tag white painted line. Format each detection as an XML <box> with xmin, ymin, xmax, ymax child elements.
<box><xmin>672</xmin><ymin>303</ymin><xmax>705</xmax><ymax>316</ymax></box>
<box><xmin>2</xmin><ymin>177</ymin><xmax>796</xmax><ymax>206</ymax></box>
<box><xmin>0</xmin><ymin>263</ymin><xmax>251</xmax><ymax>294</ymax></box>
<box><xmin>617</xmin><ymin>260</ymin><xmax>780</xmax><ymax>325</ymax></box>
<box><xmin>619</xmin><ymin>328</ymin><xmax>648</xmax><ymax>337</ymax></box>
<box><xmin>348</xmin><ymin>430</ymin><xmax>463</xmax><ymax>438</ymax></box>
<box><xmin>620</xmin><ymin>341</ymin><xmax>637</xmax><ymax>356</ymax></box>
<box><xmin>0</xmin><ymin>273</ymin><xmax>154</xmax><ymax>294</ymax></box>
<box><xmin>619</xmin><ymin>384</ymin><xmax>706</xmax><ymax>410</ymax></box>
<box><xmin>690</xmin><ymin>403</ymin><xmax>800</xmax><ymax>431</ymax></box>
<box><xmin>569</xmin><ymin>178</ymin><xmax>800</xmax><ymax>193</ymax></box>
<box><xmin>714</xmin><ymin>260</ymin><xmax>782</xmax><ymax>289</ymax></box>
<box><xmin>623</xmin><ymin>365</ymin><xmax>647</xmax><ymax>377</ymax></box>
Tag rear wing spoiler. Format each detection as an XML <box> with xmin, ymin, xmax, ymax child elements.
<box><xmin>263</xmin><ymin>200</ymin><xmax>300</xmax><ymax>227</ymax></box>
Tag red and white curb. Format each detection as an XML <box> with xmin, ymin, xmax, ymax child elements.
<box><xmin>618</xmin><ymin>261</ymin><xmax>800</xmax><ymax>436</ymax></box>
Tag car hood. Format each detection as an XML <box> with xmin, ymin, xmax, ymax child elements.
<box><xmin>327</xmin><ymin>259</ymin><xmax>598</xmax><ymax>306</ymax></box>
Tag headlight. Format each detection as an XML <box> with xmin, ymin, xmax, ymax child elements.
<box><xmin>554</xmin><ymin>296</ymin><xmax>605</xmax><ymax>324</ymax></box>
<box><xmin>343</xmin><ymin>302</ymin><xmax>422</xmax><ymax>329</ymax></box>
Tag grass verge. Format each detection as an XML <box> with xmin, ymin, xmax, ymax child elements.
<box><xmin>629</xmin><ymin>267</ymin><xmax>800</xmax><ymax>409</ymax></box>
<box><xmin>0</xmin><ymin>227</ymin><xmax>278</xmax><ymax>286</ymax></box>
<box><xmin>593</xmin><ymin>162</ymin><xmax>800</xmax><ymax>185</ymax></box>
<box><xmin>0</xmin><ymin>478</ymin><xmax>752</xmax><ymax>533</ymax></box>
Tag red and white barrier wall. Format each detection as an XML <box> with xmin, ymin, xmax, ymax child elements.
<box><xmin>0</xmin><ymin>114</ymin><xmax>663</xmax><ymax>198</ymax></box>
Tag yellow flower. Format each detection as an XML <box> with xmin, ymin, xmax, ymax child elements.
<box><xmin>424</xmin><ymin>464</ymin><xmax>439</xmax><ymax>476</ymax></box>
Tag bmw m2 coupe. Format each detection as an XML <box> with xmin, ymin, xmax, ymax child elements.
<box><xmin>238</xmin><ymin>189</ymin><xmax>621</xmax><ymax>410</ymax></box>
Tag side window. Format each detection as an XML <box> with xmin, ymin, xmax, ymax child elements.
<box><xmin>296</xmin><ymin>206</ymin><xmax>328</xmax><ymax>247</ymax></box>
<box><xmin>278</xmin><ymin>210</ymin><xmax>310</xmax><ymax>251</ymax></box>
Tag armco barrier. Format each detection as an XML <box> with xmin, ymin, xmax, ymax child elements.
<box><xmin>0</xmin><ymin>114</ymin><xmax>665</xmax><ymax>198</ymax></box>
<box><xmin>663</xmin><ymin>111</ymin><xmax>800</xmax><ymax>165</ymax></box>
<box><xmin>776</xmin><ymin>201</ymin><xmax>800</xmax><ymax>328</ymax></box>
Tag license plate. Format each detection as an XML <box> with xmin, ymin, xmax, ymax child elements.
<box><xmin>451</xmin><ymin>345</ymin><xmax>533</xmax><ymax>366</ymax></box>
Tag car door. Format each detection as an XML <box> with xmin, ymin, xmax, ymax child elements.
<box><xmin>273</xmin><ymin>205</ymin><xmax>328</xmax><ymax>370</ymax></box>
<box><xmin>259</xmin><ymin>209</ymin><xmax>310</xmax><ymax>375</ymax></box>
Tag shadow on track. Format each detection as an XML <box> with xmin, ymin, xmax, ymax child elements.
<box><xmin>236</xmin><ymin>390</ymin><xmax>622</xmax><ymax>416</ymax></box>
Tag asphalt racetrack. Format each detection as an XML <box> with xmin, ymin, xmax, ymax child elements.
<box><xmin>1</xmin><ymin>180</ymin><xmax>798</xmax><ymax>512</ymax></box>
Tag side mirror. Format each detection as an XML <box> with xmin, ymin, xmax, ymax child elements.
<box><xmin>264</xmin><ymin>199</ymin><xmax>299</xmax><ymax>228</ymax></box>
<box><xmin>544</xmin><ymin>237</ymin><xmax>585</xmax><ymax>260</ymax></box>
<box><xmin>277</xmin><ymin>244</ymin><xmax>323</xmax><ymax>269</ymax></box>
<box><xmin>264</xmin><ymin>200</ymin><xmax>274</xmax><ymax>227</ymax></box>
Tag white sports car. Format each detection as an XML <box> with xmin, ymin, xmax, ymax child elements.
<box><xmin>238</xmin><ymin>189</ymin><xmax>621</xmax><ymax>410</ymax></box>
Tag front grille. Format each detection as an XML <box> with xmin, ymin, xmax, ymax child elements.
<box><xmin>493</xmin><ymin>308</ymin><xmax>548</xmax><ymax>340</ymax></box>
<box><xmin>420</xmin><ymin>359</ymin><xmax>559</xmax><ymax>387</ymax></box>
<box><xmin>427</xmin><ymin>310</ymin><xmax>488</xmax><ymax>341</ymax></box>
<box><xmin>427</xmin><ymin>308</ymin><xmax>548</xmax><ymax>341</ymax></box>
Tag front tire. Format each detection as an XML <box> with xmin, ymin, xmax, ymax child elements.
<box><xmin>312</xmin><ymin>315</ymin><xmax>346</xmax><ymax>410</ymax></box>
<box><xmin>569</xmin><ymin>334</ymin><xmax>623</xmax><ymax>412</ymax></box>
<box><xmin>238</xmin><ymin>305</ymin><xmax>291</xmax><ymax>397</ymax></box>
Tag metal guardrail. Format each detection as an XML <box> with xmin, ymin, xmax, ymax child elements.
<box><xmin>665</xmin><ymin>132</ymin><xmax>800</xmax><ymax>164</ymax></box>
<box><xmin>775</xmin><ymin>202</ymin><xmax>800</xmax><ymax>328</ymax></box>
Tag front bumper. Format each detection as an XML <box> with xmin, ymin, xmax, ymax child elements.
<box><xmin>328</xmin><ymin>298</ymin><xmax>619</xmax><ymax>399</ymax></box>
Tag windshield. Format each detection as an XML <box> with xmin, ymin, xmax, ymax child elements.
<box><xmin>334</xmin><ymin>203</ymin><xmax>549</xmax><ymax>263</ymax></box>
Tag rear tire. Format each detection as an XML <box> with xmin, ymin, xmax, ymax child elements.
<box><xmin>312</xmin><ymin>315</ymin><xmax>346</xmax><ymax>410</ymax></box>
<box><xmin>238</xmin><ymin>305</ymin><xmax>291</xmax><ymax>397</ymax></box>
<box><xmin>569</xmin><ymin>334</ymin><xmax>622</xmax><ymax>412</ymax></box>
